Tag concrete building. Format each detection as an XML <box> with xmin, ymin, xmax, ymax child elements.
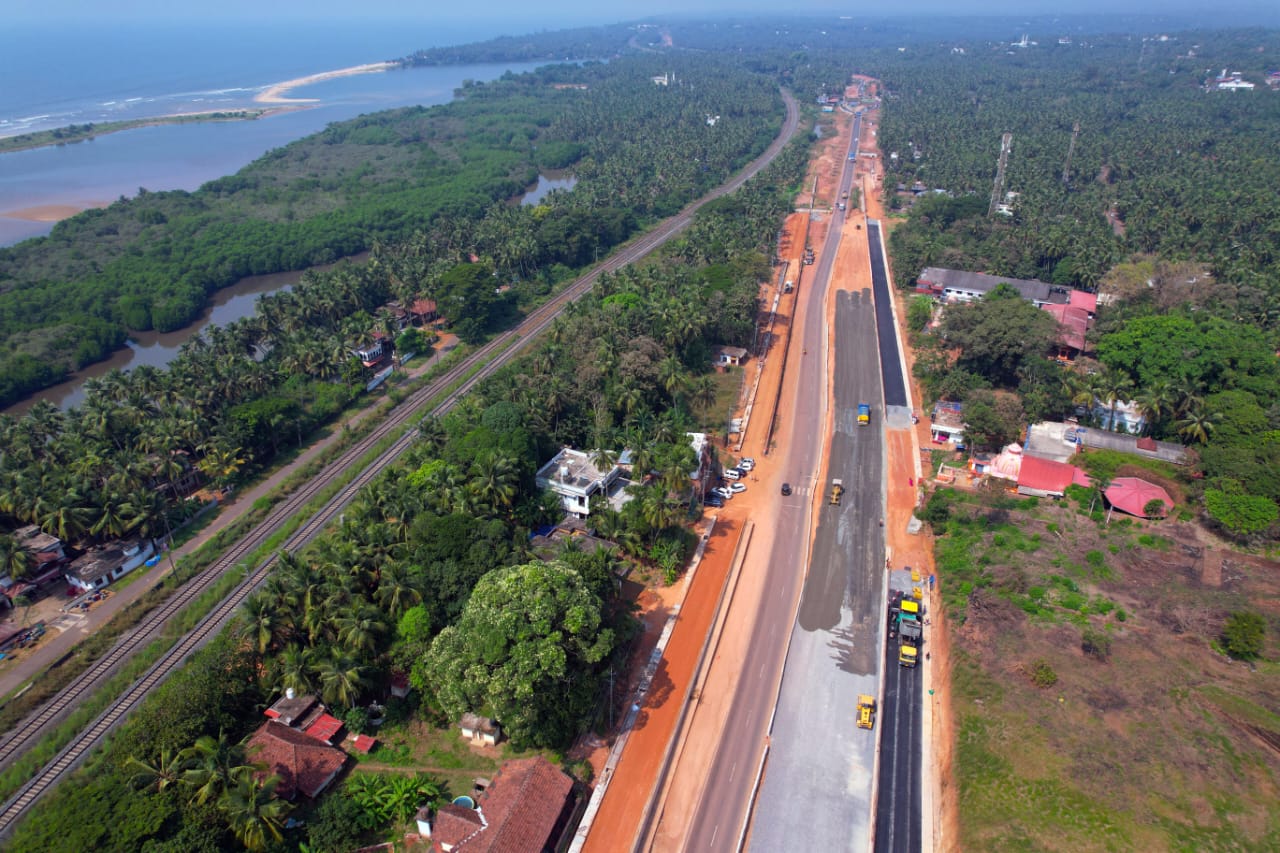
<box><xmin>535</xmin><ymin>448</ymin><xmax>623</xmax><ymax>518</ymax></box>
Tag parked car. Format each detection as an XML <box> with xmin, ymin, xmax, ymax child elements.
<box><xmin>781</xmin><ymin>482</ymin><xmax>792</xmax><ymax>496</ymax></box>
<box><xmin>713</xmin><ymin>487</ymin><xmax>734</xmax><ymax>500</ymax></box>
<box><xmin>738</xmin><ymin>458</ymin><xmax>755</xmax><ymax>471</ymax></box>
<box><xmin>705</xmin><ymin>493</ymin><xmax>724</xmax><ymax>506</ymax></box>
<box><xmin>729</xmin><ymin>482</ymin><xmax>747</xmax><ymax>494</ymax></box>
<box><xmin>723</xmin><ymin>468</ymin><xmax>743</xmax><ymax>480</ymax></box>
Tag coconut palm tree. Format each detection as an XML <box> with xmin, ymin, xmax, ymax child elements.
<box><xmin>374</xmin><ymin>566</ymin><xmax>423</xmax><ymax>621</ymax></box>
<box><xmin>238</xmin><ymin>593</ymin><xmax>281</xmax><ymax>657</ymax></box>
<box><xmin>220</xmin><ymin>772</ymin><xmax>292</xmax><ymax>852</ymax></box>
<box><xmin>123</xmin><ymin>746</ymin><xmax>190</xmax><ymax>793</ymax></box>
<box><xmin>316</xmin><ymin>653</ymin><xmax>368</xmax><ymax>708</ymax></box>
<box><xmin>270</xmin><ymin>644</ymin><xmax>318</xmax><ymax>696</ymax></box>
<box><xmin>336</xmin><ymin>607</ymin><xmax>387</xmax><ymax>656</ymax></box>
<box><xmin>1175</xmin><ymin>407</ymin><xmax>1221</xmax><ymax>445</ymax></box>
<box><xmin>0</xmin><ymin>535</ymin><xmax>33</xmax><ymax>583</ymax></box>
<box><xmin>180</xmin><ymin>733</ymin><xmax>258</xmax><ymax>806</ymax></box>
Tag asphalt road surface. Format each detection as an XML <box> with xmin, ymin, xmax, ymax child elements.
<box><xmin>867</xmin><ymin>220</ymin><xmax>908</xmax><ymax>410</ymax></box>
<box><xmin>874</xmin><ymin>570</ymin><xmax>923</xmax><ymax>853</ymax></box>
<box><xmin>681</xmin><ymin>115</ymin><xmax>863</xmax><ymax>852</ymax></box>
<box><xmin>750</xmin><ymin>283</ymin><xmax>886</xmax><ymax>852</ymax></box>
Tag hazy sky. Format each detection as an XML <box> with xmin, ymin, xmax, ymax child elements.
<box><xmin>9</xmin><ymin>0</ymin><xmax>1277</xmax><ymax>25</ymax></box>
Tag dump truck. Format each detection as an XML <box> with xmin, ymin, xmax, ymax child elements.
<box><xmin>829</xmin><ymin>478</ymin><xmax>844</xmax><ymax>505</ymax></box>
<box><xmin>888</xmin><ymin>591</ymin><xmax>923</xmax><ymax>668</ymax></box>
<box><xmin>857</xmin><ymin>403</ymin><xmax>870</xmax><ymax>425</ymax></box>
<box><xmin>856</xmin><ymin>694</ymin><xmax>877</xmax><ymax>730</ymax></box>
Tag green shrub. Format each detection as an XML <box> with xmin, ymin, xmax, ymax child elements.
<box><xmin>1221</xmin><ymin>611</ymin><xmax>1265</xmax><ymax>660</ymax></box>
<box><xmin>919</xmin><ymin>489</ymin><xmax>952</xmax><ymax>533</ymax></box>
<box><xmin>1029</xmin><ymin>659</ymin><xmax>1058</xmax><ymax>687</ymax></box>
<box><xmin>1082</xmin><ymin>627</ymin><xmax>1112</xmax><ymax>661</ymax></box>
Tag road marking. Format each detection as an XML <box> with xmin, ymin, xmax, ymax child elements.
<box><xmin>729</xmin><ymin>761</ymin><xmax>738</xmax><ymax>782</ymax></box>
<box><xmin>710</xmin><ymin>824</ymin><xmax>719</xmax><ymax>846</ymax></box>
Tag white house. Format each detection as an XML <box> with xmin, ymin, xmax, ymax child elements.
<box><xmin>716</xmin><ymin>345</ymin><xmax>748</xmax><ymax>367</ymax></box>
<box><xmin>535</xmin><ymin>448</ymin><xmax>623</xmax><ymax>518</ymax></box>
<box><xmin>65</xmin><ymin>539</ymin><xmax>155</xmax><ymax>594</ymax></box>
<box><xmin>1092</xmin><ymin>399</ymin><xmax>1146</xmax><ymax>434</ymax></box>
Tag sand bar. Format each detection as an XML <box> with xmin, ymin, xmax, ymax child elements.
<box><xmin>255</xmin><ymin>61</ymin><xmax>396</xmax><ymax>105</ymax></box>
<box><xmin>3</xmin><ymin>202</ymin><xmax>108</xmax><ymax>222</ymax></box>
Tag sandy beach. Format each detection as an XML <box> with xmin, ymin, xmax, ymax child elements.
<box><xmin>255</xmin><ymin>61</ymin><xmax>396</xmax><ymax>105</ymax></box>
<box><xmin>3</xmin><ymin>202</ymin><xmax>108</xmax><ymax>222</ymax></box>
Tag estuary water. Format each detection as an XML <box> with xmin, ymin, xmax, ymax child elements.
<box><xmin>0</xmin><ymin>19</ymin><xmax>547</xmax><ymax>244</ymax></box>
<box><xmin>0</xmin><ymin>18</ymin><xmax>563</xmax><ymax>412</ymax></box>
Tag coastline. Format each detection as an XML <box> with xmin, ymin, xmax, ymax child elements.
<box><xmin>254</xmin><ymin>61</ymin><xmax>397</xmax><ymax>104</ymax></box>
<box><xmin>0</xmin><ymin>108</ymin><xmax>296</xmax><ymax>157</ymax></box>
<box><xmin>0</xmin><ymin>60</ymin><xmax>398</xmax><ymax>161</ymax></box>
<box><xmin>3</xmin><ymin>203</ymin><xmax>108</xmax><ymax>222</ymax></box>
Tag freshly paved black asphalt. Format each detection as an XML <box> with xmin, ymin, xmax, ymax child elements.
<box><xmin>867</xmin><ymin>220</ymin><xmax>908</xmax><ymax>408</ymax></box>
<box><xmin>874</xmin><ymin>573</ymin><xmax>924</xmax><ymax>853</ymax></box>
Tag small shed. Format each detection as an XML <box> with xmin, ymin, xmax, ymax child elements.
<box><xmin>459</xmin><ymin>712</ymin><xmax>502</xmax><ymax>746</ymax></box>
<box><xmin>716</xmin><ymin>346</ymin><xmax>748</xmax><ymax>367</ymax></box>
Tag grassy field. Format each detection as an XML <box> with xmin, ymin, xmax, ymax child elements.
<box><xmin>932</xmin><ymin>480</ymin><xmax>1280</xmax><ymax>851</ymax></box>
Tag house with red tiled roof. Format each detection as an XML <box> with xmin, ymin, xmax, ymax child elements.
<box><xmin>245</xmin><ymin>721</ymin><xmax>347</xmax><ymax>800</ymax></box>
<box><xmin>416</xmin><ymin>756</ymin><xmax>575</xmax><ymax>852</ymax></box>
<box><xmin>1017</xmin><ymin>454</ymin><xmax>1091</xmax><ymax>499</ymax></box>
<box><xmin>262</xmin><ymin>689</ymin><xmax>347</xmax><ymax>746</ymax></box>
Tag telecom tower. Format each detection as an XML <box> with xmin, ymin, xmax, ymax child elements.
<box><xmin>1062</xmin><ymin>122</ymin><xmax>1081</xmax><ymax>186</ymax></box>
<box><xmin>988</xmin><ymin>132</ymin><xmax>1013</xmax><ymax>217</ymax></box>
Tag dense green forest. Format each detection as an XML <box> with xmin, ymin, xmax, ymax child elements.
<box><xmin>5</xmin><ymin>115</ymin><xmax>810</xmax><ymax>852</ymax></box>
<box><xmin>0</xmin><ymin>53</ymin><xmax>781</xmax><ymax>406</ymax></box>
<box><xmin>872</xmin><ymin>28</ymin><xmax>1280</xmax><ymax>538</ymax></box>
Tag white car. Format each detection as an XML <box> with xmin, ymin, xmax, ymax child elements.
<box><xmin>738</xmin><ymin>458</ymin><xmax>755</xmax><ymax>471</ymax></box>
<box><xmin>714</xmin><ymin>487</ymin><xmax>734</xmax><ymax>500</ymax></box>
<box><xmin>729</xmin><ymin>482</ymin><xmax>747</xmax><ymax>494</ymax></box>
<box><xmin>723</xmin><ymin>468</ymin><xmax>743</xmax><ymax>480</ymax></box>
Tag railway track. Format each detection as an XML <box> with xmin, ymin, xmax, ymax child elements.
<box><xmin>0</xmin><ymin>89</ymin><xmax>798</xmax><ymax>837</ymax></box>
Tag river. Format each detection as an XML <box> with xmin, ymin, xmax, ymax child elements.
<box><xmin>2</xmin><ymin>256</ymin><xmax>371</xmax><ymax>416</ymax></box>
<box><xmin>0</xmin><ymin>56</ymin><xmax>543</xmax><ymax>415</ymax></box>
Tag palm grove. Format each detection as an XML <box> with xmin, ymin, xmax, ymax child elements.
<box><xmin>875</xmin><ymin>28</ymin><xmax>1280</xmax><ymax>539</ymax></box>
<box><xmin>3</xmin><ymin>50</ymin><xmax>808</xmax><ymax>852</ymax></box>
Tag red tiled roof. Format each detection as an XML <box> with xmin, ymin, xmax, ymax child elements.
<box><xmin>245</xmin><ymin>721</ymin><xmax>347</xmax><ymax>800</ymax></box>
<box><xmin>1041</xmin><ymin>303</ymin><xmax>1092</xmax><ymax>352</ymax></box>
<box><xmin>433</xmin><ymin>803</ymin><xmax>486</xmax><ymax>848</ymax></box>
<box><xmin>348</xmin><ymin>734</ymin><xmax>377</xmax><ymax>754</ymax></box>
<box><xmin>459</xmin><ymin>756</ymin><xmax>573</xmax><ymax>852</ymax></box>
<box><xmin>302</xmin><ymin>712</ymin><xmax>343</xmax><ymax>745</ymax></box>
<box><xmin>1018</xmin><ymin>455</ymin><xmax>1089</xmax><ymax>496</ymax></box>
<box><xmin>1068</xmin><ymin>289</ymin><xmax>1097</xmax><ymax>314</ymax></box>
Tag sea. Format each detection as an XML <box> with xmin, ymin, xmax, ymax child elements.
<box><xmin>0</xmin><ymin>17</ymin><xmax>589</xmax><ymax>413</ymax></box>
<box><xmin>0</xmin><ymin>18</ymin><xmax>566</xmax><ymax>245</ymax></box>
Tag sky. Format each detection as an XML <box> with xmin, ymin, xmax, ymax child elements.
<box><xmin>9</xmin><ymin>0</ymin><xmax>1278</xmax><ymax>26</ymax></box>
